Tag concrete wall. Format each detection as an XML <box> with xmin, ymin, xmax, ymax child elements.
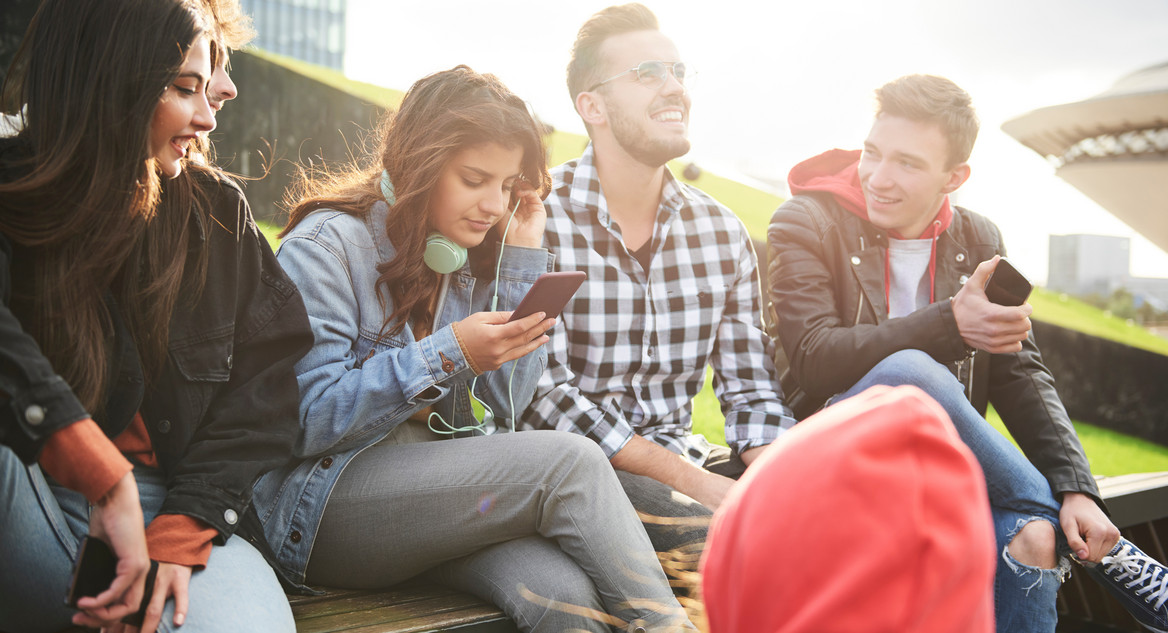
<box><xmin>211</xmin><ymin>50</ymin><xmax>386</xmax><ymax>224</ymax></box>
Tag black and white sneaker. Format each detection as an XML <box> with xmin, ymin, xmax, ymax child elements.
<box><xmin>1086</xmin><ymin>538</ymin><xmax>1168</xmax><ymax>633</ymax></box>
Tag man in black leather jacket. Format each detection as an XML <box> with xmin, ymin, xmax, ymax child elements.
<box><xmin>768</xmin><ymin>74</ymin><xmax>1168</xmax><ymax>633</ymax></box>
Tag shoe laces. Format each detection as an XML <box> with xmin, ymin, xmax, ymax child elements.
<box><xmin>1102</xmin><ymin>544</ymin><xmax>1168</xmax><ymax>610</ymax></box>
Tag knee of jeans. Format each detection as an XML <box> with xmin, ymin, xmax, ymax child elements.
<box><xmin>529</xmin><ymin>431</ymin><xmax>609</xmax><ymax>477</ymax></box>
<box><xmin>1002</xmin><ymin>543</ymin><xmax>1072</xmax><ymax>589</ymax></box>
<box><xmin>873</xmin><ymin>350</ymin><xmax>956</xmax><ymax>390</ymax></box>
<box><xmin>1002</xmin><ymin>518</ymin><xmax>1071</xmax><ymax>588</ymax></box>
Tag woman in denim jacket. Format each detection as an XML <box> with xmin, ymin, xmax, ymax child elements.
<box><xmin>254</xmin><ymin>66</ymin><xmax>693</xmax><ymax>633</ymax></box>
<box><xmin>0</xmin><ymin>1</ymin><xmax>310</xmax><ymax>631</ymax></box>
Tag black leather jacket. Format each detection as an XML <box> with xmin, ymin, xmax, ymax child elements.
<box><xmin>767</xmin><ymin>192</ymin><xmax>1101</xmax><ymax>504</ymax></box>
<box><xmin>0</xmin><ymin>166</ymin><xmax>313</xmax><ymax>542</ymax></box>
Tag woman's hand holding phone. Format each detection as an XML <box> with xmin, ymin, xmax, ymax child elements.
<box><xmin>454</xmin><ymin>311</ymin><xmax>554</xmax><ymax>372</ymax></box>
<box><xmin>112</xmin><ymin>562</ymin><xmax>192</xmax><ymax>633</ymax></box>
<box><xmin>71</xmin><ymin>472</ymin><xmax>150</xmax><ymax>629</ymax></box>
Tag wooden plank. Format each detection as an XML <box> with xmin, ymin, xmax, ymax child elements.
<box><xmin>295</xmin><ymin>589</ymin><xmax>510</xmax><ymax>633</ymax></box>
<box><xmin>1096</xmin><ymin>471</ymin><xmax>1168</xmax><ymax>527</ymax></box>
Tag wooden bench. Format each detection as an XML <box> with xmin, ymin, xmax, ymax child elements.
<box><xmin>290</xmin><ymin>583</ymin><xmax>516</xmax><ymax>633</ymax></box>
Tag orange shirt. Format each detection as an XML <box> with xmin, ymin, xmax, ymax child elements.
<box><xmin>38</xmin><ymin>415</ymin><xmax>216</xmax><ymax>568</ymax></box>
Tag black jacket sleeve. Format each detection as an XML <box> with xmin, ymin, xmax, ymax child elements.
<box><xmin>0</xmin><ymin>233</ymin><xmax>91</xmax><ymax>461</ymax></box>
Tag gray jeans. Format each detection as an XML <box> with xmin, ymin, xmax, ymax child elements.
<box><xmin>305</xmin><ymin>427</ymin><xmax>693</xmax><ymax>632</ymax></box>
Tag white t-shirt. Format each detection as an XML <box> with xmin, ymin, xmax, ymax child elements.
<box><xmin>887</xmin><ymin>237</ymin><xmax>934</xmax><ymax>318</ymax></box>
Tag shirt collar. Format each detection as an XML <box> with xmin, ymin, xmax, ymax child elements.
<box><xmin>564</xmin><ymin>143</ymin><xmax>691</xmax><ymax>230</ymax></box>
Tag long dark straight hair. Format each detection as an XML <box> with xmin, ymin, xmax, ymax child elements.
<box><xmin>283</xmin><ymin>65</ymin><xmax>552</xmax><ymax>338</ymax></box>
<box><xmin>0</xmin><ymin>0</ymin><xmax>208</xmax><ymax>414</ymax></box>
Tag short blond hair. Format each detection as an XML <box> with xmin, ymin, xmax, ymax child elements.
<box><xmin>875</xmin><ymin>75</ymin><xmax>979</xmax><ymax>166</ymax></box>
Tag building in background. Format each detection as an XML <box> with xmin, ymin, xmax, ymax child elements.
<box><xmin>1049</xmin><ymin>233</ymin><xmax>1168</xmax><ymax>310</ymax></box>
<box><xmin>241</xmin><ymin>0</ymin><xmax>347</xmax><ymax>71</ymax></box>
<box><xmin>1048</xmin><ymin>234</ymin><xmax>1131</xmax><ymax>297</ymax></box>
<box><xmin>1003</xmin><ymin>62</ymin><xmax>1168</xmax><ymax>254</ymax></box>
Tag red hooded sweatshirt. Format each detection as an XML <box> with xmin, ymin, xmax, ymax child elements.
<box><xmin>787</xmin><ymin>149</ymin><xmax>953</xmax><ymax>308</ymax></box>
<box><xmin>701</xmin><ymin>385</ymin><xmax>995</xmax><ymax>633</ymax></box>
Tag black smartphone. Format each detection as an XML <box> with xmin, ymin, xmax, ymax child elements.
<box><xmin>984</xmin><ymin>258</ymin><xmax>1032</xmax><ymax>306</ymax></box>
<box><xmin>65</xmin><ymin>536</ymin><xmax>118</xmax><ymax>608</ymax></box>
<box><xmin>507</xmin><ymin>271</ymin><xmax>587</xmax><ymax>322</ymax></box>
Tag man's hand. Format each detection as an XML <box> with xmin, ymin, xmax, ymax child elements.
<box><xmin>739</xmin><ymin>446</ymin><xmax>767</xmax><ymax>468</ymax></box>
<box><xmin>72</xmin><ymin>472</ymin><xmax>149</xmax><ymax>629</ymax></box>
<box><xmin>678</xmin><ymin>468</ymin><xmax>736</xmax><ymax>511</ymax></box>
<box><xmin>952</xmin><ymin>256</ymin><xmax>1033</xmax><ymax>354</ymax></box>
<box><xmin>611</xmin><ymin>435</ymin><xmax>736</xmax><ymax>511</ymax></box>
<box><xmin>1060</xmin><ymin>492</ymin><xmax>1121</xmax><ymax>563</ymax></box>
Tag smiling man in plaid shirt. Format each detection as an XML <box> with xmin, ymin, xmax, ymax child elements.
<box><xmin>521</xmin><ymin>3</ymin><xmax>795</xmax><ymax>550</ymax></box>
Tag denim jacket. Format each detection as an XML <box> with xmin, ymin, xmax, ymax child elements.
<box><xmin>0</xmin><ymin>162</ymin><xmax>313</xmax><ymax>542</ymax></box>
<box><xmin>252</xmin><ymin>200</ymin><xmax>553</xmax><ymax>584</ymax></box>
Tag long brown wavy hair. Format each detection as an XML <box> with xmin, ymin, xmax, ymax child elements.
<box><xmin>0</xmin><ymin>0</ymin><xmax>208</xmax><ymax>415</ymax></box>
<box><xmin>283</xmin><ymin>65</ymin><xmax>552</xmax><ymax>338</ymax></box>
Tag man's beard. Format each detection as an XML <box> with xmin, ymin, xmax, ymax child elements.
<box><xmin>608</xmin><ymin>99</ymin><xmax>691</xmax><ymax>168</ymax></box>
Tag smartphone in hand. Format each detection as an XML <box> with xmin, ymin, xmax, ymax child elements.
<box><xmin>65</xmin><ymin>536</ymin><xmax>118</xmax><ymax>608</ymax></box>
<box><xmin>508</xmin><ymin>271</ymin><xmax>587</xmax><ymax>322</ymax></box>
<box><xmin>984</xmin><ymin>258</ymin><xmax>1032</xmax><ymax>306</ymax></box>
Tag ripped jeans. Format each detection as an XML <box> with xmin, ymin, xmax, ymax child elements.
<box><xmin>836</xmin><ymin>350</ymin><xmax>1069</xmax><ymax>633</ymax></box>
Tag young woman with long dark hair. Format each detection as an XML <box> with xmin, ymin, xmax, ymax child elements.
<box><xmin>0</xmin><ymin>1</ymin><xmax>310</xmax><ymax>631</ymax></box>
<box><xmin>255</xmin><ymin>65</ymin><xmax>694</xmax><ymax>632</ymax></box>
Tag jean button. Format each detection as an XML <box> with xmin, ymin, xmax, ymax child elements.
<box><xmin>157</xmin><ymin>419</ymin><xmax>171</xmax><ymax>434</ymax></box>
<box><xmin>224</xmin><ymin>508</ymin><xmax>238</xmax><ymax>525</ymax></box>
<box><xmin>290</xmin><ymin>530</ymin><xmax>302</xmax><ymax>543</ymax></box>
<box><xmin>321</xmin><ymin>457</ymin><xmax>333</xmax><ymax>469</ymax></box>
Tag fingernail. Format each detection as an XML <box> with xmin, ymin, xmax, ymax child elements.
<box><xmin>176</xmin><ymin>613</ymin><xmax>185</xmax><ymax>626</ymax></box>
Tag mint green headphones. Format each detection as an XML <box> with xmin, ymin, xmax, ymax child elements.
<box><xmin>381</xmin><ymin>170</ymin><xmax>466</xmax><ymax>274</ymax></box>
<box><xmin>380</xmin><ymin>169</ymin><xmax>524</xmax><ymax>435</ymax></box>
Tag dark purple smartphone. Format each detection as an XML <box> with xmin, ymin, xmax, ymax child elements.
<box><xmin>65</xmin><ymin>536</ymin><xmax>118</xmax><ymax>607</ymax></box>
<box><xmin>507</xmin><ymin>271</ymin><xmax>587</xmax><ymax>322</ymax></box>
<box><xmin>984</xmin><ymin>258</ymin><xmax>1032</xmax><ymax>306</ymax></box>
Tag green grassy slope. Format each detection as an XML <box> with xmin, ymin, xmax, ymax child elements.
<box><xmin>246</xmin><ymin>48</ymin><xmax>405</xmax><ymax>108</ymax></box>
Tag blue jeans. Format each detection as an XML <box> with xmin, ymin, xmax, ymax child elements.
<box><xmin>0</xmin><ymin>447</ymin><xmax>294</xmax><ymax>633</ymax></box>
<box><xmin>836</xmin><ymin>350</ymin><xmax>1070</xmax><ymax>633</ymax></box>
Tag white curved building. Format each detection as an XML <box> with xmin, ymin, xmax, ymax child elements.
<box><xmin>1002</xmin><ymin>62</ymin><xmax>1168</xmax><ymax>253</ymax></box>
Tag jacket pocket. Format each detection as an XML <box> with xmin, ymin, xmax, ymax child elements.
<box><xmin>170</xmin><ymin>329</ymin><xmax>234</xmax><ymax>383</ymax></box>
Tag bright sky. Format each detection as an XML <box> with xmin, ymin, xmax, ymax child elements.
<box><xmin>345</xmin><ymin>0</ymin><xmax>1168</xmax><ymax>283</ymax></box>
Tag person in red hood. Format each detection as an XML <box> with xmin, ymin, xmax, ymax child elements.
<box><xmin>767</xmin><ymin>74</ymin><xmax>1168</xmax><ymax>633</ymax></box>
<box><xmin>701</xmin><ymin>385</ymin><xmax>996</xmax><ymax>633</ymax></box>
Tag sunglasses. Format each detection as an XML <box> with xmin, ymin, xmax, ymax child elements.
<box><xmin>588</xmin><ymin>60</ymin><xmax>692</xmax><ymax>92</ymax></box>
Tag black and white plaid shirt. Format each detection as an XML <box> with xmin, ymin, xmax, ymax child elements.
<box><xmin>521</xmin><ymin>145</ymin><xmax>794</xmax><ymax>464</ymax></box>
